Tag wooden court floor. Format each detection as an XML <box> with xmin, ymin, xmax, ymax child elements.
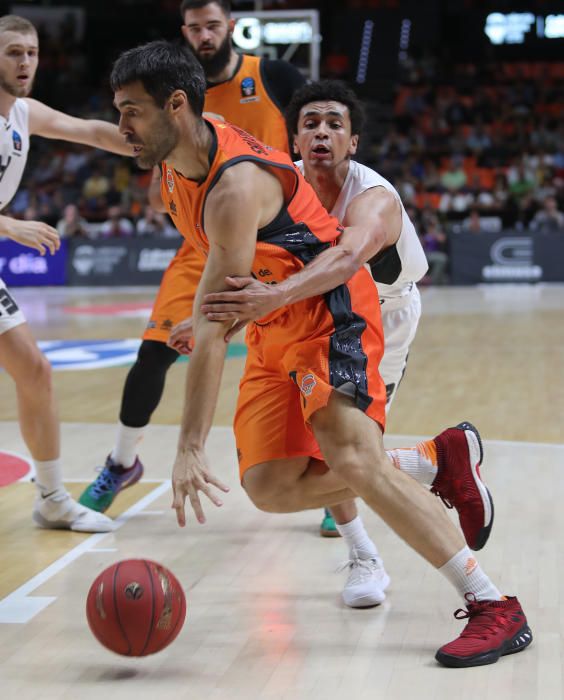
<box><xmin>0</xmin><ymin>284</ymin><xmax>563</xmax><ymax>699</ymax></box>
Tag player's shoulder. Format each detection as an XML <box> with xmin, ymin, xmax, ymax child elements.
<box><xmin>208</xmin><ymin>160</ymin><xmax>263</xmax><ymax>199</ymax></box>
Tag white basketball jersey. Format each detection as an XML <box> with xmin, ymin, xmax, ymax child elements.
<box><xmin>0</xmin><ymin>99</ymin><xmax>30</xmax><ymax>211</ymax></box>
<box><xmin>296</xmin><ymin>159</ymin><xmax>428</xmax><ymax>298</ymax></box>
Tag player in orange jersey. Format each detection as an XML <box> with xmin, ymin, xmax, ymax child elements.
<box><xmin>81</xmin><ymin>0</ymin><xmax>305</xmax><ymax>517</ymax></box>
<box><xmin>108</xmin><ymin>41</ymin><xmax>532</xmax><ymax>668</ymax></box>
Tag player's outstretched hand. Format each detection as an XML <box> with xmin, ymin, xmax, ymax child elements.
<box><xmin>168</xmin><ymin>317</ymin><xmax>194</xmax><ymax>355</ymax></box>
<box><xmin>6</xmin><ymin>218</ymin><xmax>60</xmax><ymax>255</ymax></box>
<box><xmin>201</xmin><ymin>276</ymin><xmax>283</xmax><ymax>341</ymax></box>
<box><xmin>171</xmin><ymin>446</ymin><xmax>230</xmax><ymax>527</ymax></box>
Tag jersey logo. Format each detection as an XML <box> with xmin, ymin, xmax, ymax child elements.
<box><xmin>166</xmin><ymin>167</ymin><xmax>174</xmax><ymax>193</ymax></box>
<box><xmin>240</xmin><ymin>76</ymin><xmax>259</xmax><ymax>104</ymax></box>
<box><xmin>241</xmin><ymin>77</ymin><xmax>256</xmax><ymax>97</ymax></box>
<box><xmin>300</xmin><ymin>373</ymin><xmax>317</xmax><ymax>396</ymax></box>
<box><xmin>12</xmin><ymin>130</ymin><xmax>22</xmax><ymax>152</ymax></box>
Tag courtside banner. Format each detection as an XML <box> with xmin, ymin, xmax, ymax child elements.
<box><xmin>450</xmin><ymin>230</ymin><xmax>564</xmax><ymax>284</ymax></box>
<box><xmin>67</xmin><ymin>237</ymin><xmax>181</xmax><ymax>286</ymax></box>
<box><xmin>0</xmin><ymin>238</ymin><xmax>67</xmax><ymax>286</ymax></box>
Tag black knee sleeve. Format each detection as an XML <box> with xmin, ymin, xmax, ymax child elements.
<box><xmin>119</xmin><ymin>340</ymin><xmax>179</xmax><ymax>427</ymax></box>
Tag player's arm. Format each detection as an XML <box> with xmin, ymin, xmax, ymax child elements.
<box><xmin>278</xmin><ymin>187</ymin><xmax>401</xmax><ymax>303</ymax></box>
<box><xmin>148</xmin><ymin>166</ymin><xmax>167</xmax><ymax>213</ymax></box>
<box><xmin>26</xmin><ymin>98</ymin><xmax>133</xmax><ymax>156</ymax></box>
<box><xmin>201</xmin><ymin>187</ymin><xmax>401</xmax><ymax>330</ymax></box>
<box><xmin>171</xmin><ymin>165</ymin><xmax>260</xmax><ymax>528</ymax></box>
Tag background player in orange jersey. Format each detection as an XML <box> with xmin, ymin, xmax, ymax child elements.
<box><xmin>180</xmin><ymin>0</ymin><xmax>305</xmax><ymax>154</ymax></box>
<box><xmin>108</xmin><ymin>40</ymin><xmax>531</xmax><ymax>668</ymax></box>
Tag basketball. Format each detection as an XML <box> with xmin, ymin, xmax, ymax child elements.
<box><xmin>86</xmin><ymin>559</ymin><xmax>186</xmax><ymax>656</ymax></box>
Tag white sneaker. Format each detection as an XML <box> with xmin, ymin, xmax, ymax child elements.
<box><xmin>33</xmin><ymin>490</ymin><xmax>115</xmax><ymax>533</ymax></box>
<box><xmin>340</xmin><ymin>550</ymin><xmax>390</xmax><ymax>608</ymax></box>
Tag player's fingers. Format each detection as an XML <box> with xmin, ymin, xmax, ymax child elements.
<box><xmin>188</xmin><ymin>488</ymin><xmax>206</xmax><ymax>524</ymax></box>
<box><xmin>199</xmin><ymin>483</ymin><xmax>224</xmax><ymax>508</ymax></box>
<box><xmin>204</xmin><ymin>472</ymin><xmax>230</xmax><ymax>493</ymax></box>
<box><xmin>205</xmin><ymin>310</ymin><xmax>241</xmax><ymax>321</ymax></box>
<box><xmin>171</xmin><ymin>487</ymin><xmax>187</xmax><ymax>527</ymax></box>
<box><xmin>224</xmin><ymin>320</ymin><xmax>247</xmax><ymax>342</ymax></box>
<box><xmin>225</xmin><ymin>276</ymin><xmax>255</xmax><ymax>289</ymax></box>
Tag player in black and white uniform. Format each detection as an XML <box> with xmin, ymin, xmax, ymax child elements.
<box><xmin>0</xmin><ymin>15</ymin><xmax>132</xmax><ymax>531</ymax></box>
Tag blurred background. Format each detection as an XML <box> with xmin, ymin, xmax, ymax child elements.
<box><xmin>1</xmin><ymin>0</ymin><xmax>562</xmax><ymax>287</ymax></box>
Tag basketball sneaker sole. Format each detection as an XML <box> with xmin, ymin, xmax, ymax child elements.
<box><xmin>435</xmin><ymin>622</ymin><xmax>533</xmax><ymax>667</ymax></box>
<box><xmin>456</xmin><ymin>421</ymin><xmax>494</xmax><ymax>550</ymax></box>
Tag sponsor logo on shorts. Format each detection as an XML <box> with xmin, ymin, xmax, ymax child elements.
<box><xmin>160</xmin><ymin>319</ymin><xmax>174</xmax><ymax>330</ymax></box>
<box><xmin>300</xmin><ymin>373</ymin><xmax>317</xmax><ymax>396</ymax></box>
<box><xmin>146</xmin><ymin>320</ymin><xmax>157</xmax><ymax>329</ymax></box>
<box><xmin>169</xmin><ymin>200</ymin><xmax>177</xmax><ymax>216</ymax></box>
<box><xmin>0</xmin><ymin>287</ymin><xmax>19</xmax><ymax>316</ymax></box>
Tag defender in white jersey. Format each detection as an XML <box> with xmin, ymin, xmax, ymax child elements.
<box><xmin>299</xmin><ymin>158</ymin><xmax>427</xmax><ymax>409</ymax></box>
<box><xmin>170</xmin><ymin>81</ymin><xmax>493</xmax><ymax>610</ymax></box>
<box><xmin>0</xmin><ymin>15</ymin><xmax>132</xmax><ymax>531</ymax></box>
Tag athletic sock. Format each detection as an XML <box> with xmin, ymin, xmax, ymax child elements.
<box><xmin>439</xmin><ymin>546</ymin><xmax>502</xmax><ymax>601</ymax></box>
<box><xmin>335</xmin><ymin>515</ymin><xmax>379</xmax><ymax>560</ymax></box>
<box><xmin>33</xmin><ymin>458</ymin><xmax>65</xmax><ymax>498</ymax></box>
<box><xmin>111</xmin><ymin>422</ymin><xmax>145</xmax><ymax>469</ymax></box>
<box><xmin>387</xmin><ymin>439</ymin><xmax>438</xmax><ymax>485</ymax></box>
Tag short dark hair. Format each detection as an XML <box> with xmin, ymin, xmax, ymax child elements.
<box><xmin>0</xmin><ymin>15</ymin><xmax>37</xmax><ymax>35</ymax></box>
<box><xmin>110</xmin><ymin>40</ymin><xmax>206</xmax><ymax>115</ymax></box>
<box><xmin>180</xmin><ymin>0</ymin><xmax>231</xmax><ymax>18</ymax></box>
<box><xmin>285</xmin><ymin>80</ymin><xmax>365</xmax><ymax>137</ymax></box>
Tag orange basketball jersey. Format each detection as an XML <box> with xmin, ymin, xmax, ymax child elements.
<box><xmin>204</xmin><ymin>54</ymin><xmax>290</xmax><ymax>154</ymax></box>
<box><xmin>160</xmin><ymin>119</ymin><xmax>344</xmax><ymax>322</ymax></box>
<box><xmin>161</xmin><ymin>119</ymin><xmax>386</xmax><ymax>446</ymax></box>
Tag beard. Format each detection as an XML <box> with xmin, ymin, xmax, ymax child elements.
<box><xmin>133</xmin><ymin>116</ymin><xmax>179</xmax><ymax>170</ymax></box>
<box><xmin>0</xmin><ymin>73</ymin><xmax>34</xmax><ymax>98</ymax></box>
<box><xmin>191</xmin><ymin>34</ymin><xmax>232</xmax><ymax>79</ymax></box>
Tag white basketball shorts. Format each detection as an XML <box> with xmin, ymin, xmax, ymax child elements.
<box><xmin>0</xmin><ymin>277</ymin><xmax>26</xmax><ymax>336</ymax></box>
<box><xmin>379</xmin><ymin>283</ymin><xmax>422</xmax><ymax>412</ymax></box>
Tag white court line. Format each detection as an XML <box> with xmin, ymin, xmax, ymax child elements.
<box><xmin>0</xmin><ymin>480</ymin><xmax>170</xmax><ymax>624</ymax></box>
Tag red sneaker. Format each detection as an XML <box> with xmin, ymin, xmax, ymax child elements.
<box><xmin>431</xmin><ymin>422</ymin><xmax>494</xmax><ymax>550</ymax></box>
<box><xmin>436</xmin><ymin>596</ymin><xmax>532</xmax><ymax>668</ymax></box>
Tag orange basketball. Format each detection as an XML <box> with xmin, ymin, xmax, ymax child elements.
<box><xmin>86</xmin><ymin>559</ymin><xmax>186</xmax><ymax>656</ymax></box>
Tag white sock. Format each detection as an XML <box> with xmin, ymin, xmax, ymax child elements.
<box><xmin>439</xmin><ymin>546</ymin><xmax>502</xmax><ymax>601</ymax></box>
<box><xmin>335</xmin><ymin>516</ymin><xmax>379</xmax><ymax>560</ymax></box>
<box><xmin>111</xmin><ymin>422</ymin><xmax>145</xmax><ymax>468</ymax></box>
<box><xmin>387</xmin><ymin>441</ymin><xmax>438</xmax><ymax>486</ymax></box>
<box><xmin>33</xmin><ymin>458</ymin><xmax>65</xmax><ymax>497</ymax></box>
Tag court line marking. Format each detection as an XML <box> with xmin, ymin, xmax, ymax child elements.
<box><xmin>0</xmin><ymin>480</ymin><xmax>170</xmax><ymax>625</ymax></box>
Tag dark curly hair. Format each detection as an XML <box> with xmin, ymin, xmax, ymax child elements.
<box><xmin>285</xmin><ymin>80</ymin><xmax>365</xmax><ymax>137</ymax></box>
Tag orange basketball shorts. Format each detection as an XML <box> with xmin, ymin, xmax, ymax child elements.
<box><xmin>143</xmin><ymin>240</ymin><xmax>204</xmax><ymax>343</ymax></box>
<box><xmin>234</xmin><ymin>267</ymin><xmax>387</xmax><ymax>478</ymax></box>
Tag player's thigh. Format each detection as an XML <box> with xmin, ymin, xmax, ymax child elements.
<box><xmin>310</xmin><ymin>390</ymin><xmax>387</xmax><ymax>478</ymax></box>
<box><xmin>143</xmin><ymin>241</ymin><xmax>202</xmax><ymax>342</ymax></box>
<box><xmin>0</xmin><ymin>321</ymin><xmax>49</xmax><ymax>385</ymax></box>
